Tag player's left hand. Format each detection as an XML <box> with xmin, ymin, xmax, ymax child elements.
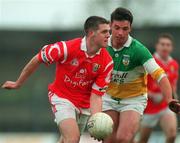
<box><xmin>168</xmin><ymin>100</ymin><xmax>180</xmax><ymax>114</ymax></box>
<box><xmin>1</xmin><ymin>81</ymin><xmax>20</xmax><ymax>89</ymax></box>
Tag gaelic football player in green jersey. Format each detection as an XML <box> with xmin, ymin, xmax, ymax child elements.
<box><xmin>102</xmin><ymin>7</ymin><xmax>178</xmax><ymax>143</ymax></box>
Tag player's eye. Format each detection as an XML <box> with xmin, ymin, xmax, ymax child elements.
<box><xmin>101</xmin><ymin>30</ymin><xmax>109</xmax><ymax>34</ymax></box>
<box><xmin>122</xmin><ymin>27</ymin><xmax>129</xmax><ymax>31</ymax></box>
<box><xmin>114</xmin><ymin>26</ymin><xmax>119</xmax><ymax>30</ymax></box>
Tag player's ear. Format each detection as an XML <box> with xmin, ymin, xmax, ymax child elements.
<box><xmin>110</xmin><ymin>22</ymin><xmax>113</xmax><ymax>29</ymax></box>
<box><xmin>129</xmin><ymin>24</ymin><xmax>132</xmax><ymax>32</ymax></box>
<box><xmin>87</xmin><ymin>29</ymin><xmax>95</xmax><ymax>37</ymax></box>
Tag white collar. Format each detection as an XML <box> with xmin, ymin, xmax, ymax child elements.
<box><xmin>80</xmin><ymin>37</ymin><xmax>101</xmax><ymax>57</ymax></box>
<box><xmin>108</xmin><ymin>35</ymin><xmax>132</xmax><ymax>51</ymax></box>
<box><xmin>154</xmin><ymin>52</ymin><xmax>172</xmax><ymax>63</ymax></box>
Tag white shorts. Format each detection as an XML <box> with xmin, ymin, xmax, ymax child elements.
<box><xmin>141</xmin><ymin>107</ymin><xmax>174</xmax><ymax>128</ymax></box>
<box><xmin>48</xmin><ymin>92</ymin><xmax>90</xmax><ymax>133</ymax></box>
<box><xmin>102</xmin><ymin>93</ymin><xmax>148</xmax><ymax>115</ymax></box>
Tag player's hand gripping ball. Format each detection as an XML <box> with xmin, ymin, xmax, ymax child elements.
<box><xmin>87</xmin><ymin>112</ymin><xmax>114</xmax><ymax>141</ymax></box>
<box><xmin>169</xmin><ymin>100</ymin><xmax>180</xmax><ymax>114</ymax></box>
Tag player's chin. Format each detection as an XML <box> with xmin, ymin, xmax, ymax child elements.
<box><xmin>101</xmin><ymin>41</ymin><xmax>108</xmax><ymax>48</ymax></box>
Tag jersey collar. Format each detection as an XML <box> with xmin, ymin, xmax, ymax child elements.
<box><xmin>108</xmin><ymin>35</ymin><xmax>132</xmax><ymax>51</ymax></box>
<box><xmin>154</xmin><ymin>52</ymin><xmax>172</xmax><ymax>63</ymax></box>
<box><xmin>80</xmin><ymin>37</ymin><xmax>101</xmax><ymax>58</ymax></box>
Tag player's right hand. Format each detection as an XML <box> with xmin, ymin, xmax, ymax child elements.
<box><xmin>1</xmin><ymin>81</ymin><xmax>20</xmax><ymax>89</ymax></box>
<box><xmin>168</xmin><ymin>100</ymin><xmax>180</xmax><ymax>114</ymax></box>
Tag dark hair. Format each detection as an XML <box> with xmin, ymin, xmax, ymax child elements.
<box><xmin>111</xmin><ymin>7</ymin><xmax>133</xmax><ymax>24</ymax></box>
<box><xmin>157</xmin><ymin>33</ymin><xmax>174</xmax><ymax>43</ymax></box>
<box><xmin>84</xmin><ymin>16</ymin><xmax>109</xmax><ymax>35</ymax></box>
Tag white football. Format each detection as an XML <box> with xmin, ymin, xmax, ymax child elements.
<box><xmin>87</xmin><ymin>112</ymin><xmax>114</xmax><ymax>140</ymax></box>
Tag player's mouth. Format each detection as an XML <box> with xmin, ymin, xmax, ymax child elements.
<box><xmin>104</xmin><ymin>39</ymin><xmax>108</xmax><ymax>43</ymax></box>
<box><xmin>116</xmin><ymin>36</ymin><xmax>124</xmax><ymax>41</ymax></box>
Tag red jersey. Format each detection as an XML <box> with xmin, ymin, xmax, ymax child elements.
<box><xmin>38</xmin><ymin>37</ymin><xmax>113</xmax><ymax>108</ymax></box>
<box><xmin>144</xmin><ymin>53</ymin><xmax>179</xmax><ymax>114</ymax></box>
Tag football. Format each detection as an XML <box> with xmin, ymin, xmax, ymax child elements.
<box><xmin>87</xmin><ymin>112</ymin><xmax>114</xmax><ymax>140</ymax></box>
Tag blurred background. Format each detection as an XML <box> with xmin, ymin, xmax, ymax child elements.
<box><xmin>0</xmin><ymin>0</ymin><xmax>180</xmax><ymax>142</ymax></box>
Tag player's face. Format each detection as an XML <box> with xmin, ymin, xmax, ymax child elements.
<box><xmin>111</xmin><ymin>20</ymin><xmax>131</xmax><ymax>46</ymax></box>
<box><xmin>156</xmin><ymin>38</ymin><xmax>173</xmax><ymax>59</ymax></box>
<box><xmin>93</xmin><ymin>24</ymin><xmax>110</xmax><ymax>48</ymax></box>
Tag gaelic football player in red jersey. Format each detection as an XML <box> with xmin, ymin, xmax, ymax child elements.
<box><xmin>1</xmin><ymin>16</ymin><xmax>113</xmax><ymax>143</ymax></box>
<box><xmin>138</xmin><ymin>34</ymin><xmax>179</xmax><ymax>143</ymax></box>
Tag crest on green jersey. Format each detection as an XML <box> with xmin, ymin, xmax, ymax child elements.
<box><xmin>122</xmin><ymin>55</ymin><xmax>130</xmax><ymax>66</ymax></box>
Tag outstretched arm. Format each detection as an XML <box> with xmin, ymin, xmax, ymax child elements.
<box><xmin>158</xmin><ymin>76</ymin><xmax>172</xmax><ymax>103</ymax></box>
<box><xmin>143</xmin><ymin>58</ymin><xmax>173</xmax><ymax>103</ymax></box>
<box><xmin>1</xmin><ymin>54</ymin><xmax>41</xmax><ymax>89</ymax></box>
<box><xmin>143</xmin><ymin>58</ymin><xmax>180</xmax><ymax>114</ymax></box>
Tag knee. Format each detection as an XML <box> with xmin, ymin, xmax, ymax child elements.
<box><xmin>63</xmin><ymin>135</ymin><xmax>80</xmax><ymax>143</ymax></box>
<box><xmin>166</xmin><ymin>134</ymin><xmax>176</xmax><ymax>143</ymax></box>
<box><xmin>138</xmin><ymin>135</ymin><xmax>149</xmax><ymax>143</ymax></box>
<box><xmin>116</xmin><ymin>133</ymin><xmax>133</xmax><ymax>143</ymax></box>
<box><xmin>166</xmin><ymin>130</ymin><xmax>177</xmax><ymax>142</ymax></box>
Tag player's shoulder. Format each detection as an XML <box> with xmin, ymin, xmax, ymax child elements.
<box><xmin>131</xmin><ymin>38</ymin><xmax>147</xmax><ymax>51</ymax></box>
<box><xmin>101</xmin><ymin>48</ymin><xmax>113</xmax><ymax>62</ymax></box>
<box><xmin>170</xmin><ymin>58</ymin><xmax>179</xmax><ymax>68</ymax></box>
<box><xmin>65</xmin><ymin>37</ymin><xmax>82</xmax><ymax>47</ymax></box>
<box><xmin>131</xmin><ymin>37</ymin><xmax>152</xmax><ymax>59</ymax></box>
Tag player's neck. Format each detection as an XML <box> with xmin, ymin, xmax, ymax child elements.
<box><xmin>157</xmin><ymin>53</ymin><xmax>170</xmax><ymax>62</ymax></box>
<box><xmin>111</xmin><ymin>37</ymin><xmax>127</xmax><ymax>49</ymax></box>
<box><xmin>86</xmin><ymin>38</ymin><xmax>100</xmax><ymax>56</ymax></box>
<box><xmin>112</xmin><ymin>42</ymin><xmax>124</xmax><ymax>49</ymax></box>
<box><xmin>160</xmin><ymin>56</ymin><xmax>169</xmax><ymax>62</ymax></box>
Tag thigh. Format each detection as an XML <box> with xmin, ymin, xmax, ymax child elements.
<box><xmin>104</xmin><ymin>110</ymin><xmax>119</xmax><ymax>132</ymax></box>
<box><xmin>59</xmin><ymin>118</ymin><xmax>80</xmax><ymax>140</ymax></box>
<box><xmin>160</xmin><ymin>110</ymin><xmax>177</xmax><ymax>137</ymax></box>
<box><xmin>120</xmin><ymin>94</ymin><xmax>147</xmax><ymax>115</ymax></box>
<box><xmin>117</xmin><ymin>110</ymin><xmax>141</xmax><ymax>140</ymax></box>
<box><xmin>141</xmin><ymin>114</ymin><xmax>160</xmax><ymax>128</ymax></box>
<box><xmin>138</xmin><ymin>125</ymin><xmax>153</xmax><ymax>143</ymax></box>
<box><xmin>77</xmin><ymin>113</ymin><xmax>90</xmax><ymax>134</ymax></box>
<box><xmin>49</xmin><ymin>92</ymin><xmax>77</xmax><ymax>125</ymax></box>
<box><xmin>103</xmin><ymin>110</ymin><xmax>119</xmax><ymax>143</ymax></box>
<box><xmin>102</xmin><ymin>93</ymin><xmax>119</xmax><ymax>111</ymax></box>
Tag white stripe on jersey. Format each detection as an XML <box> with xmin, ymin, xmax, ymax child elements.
<box><xmin>41</xmin><ymin>45</ymin><xmax>50</xmax><ymax>64</ymax></box>
<box><xmin>48</xmin><ymin>43</ymin><xmax>61</xmax><ymax>61</ymax></box>
<box><xmin>157</xmin><ymin>73</ymin><xmax>167</xmax><ymax>83</ymax></box>
<box><xmin>92</xmin><ymin>83</ymin><xmax>102</xmax><ymax>91</ymax></box>
<box><xmin>105</xmin><ymin>69</ymin><xmax>113</xmax><ymax>83</ymax></box>
<box><xmin>61</xmin><ymin>41</ymin><xmax>68</xmax><ymax>63</ymax></box>
<box><xmin>143</xmin><ymin>58</ymin><xmax>160</xmax><ymax>74</ymax></box>
<box><xmin>92</xmin><ymin>83</ymin><xmax>107</xmax><ymax>92</ymax></box>
<box><xmin>103</xmin><ymin>61</ymin><xmax>113</xmax><ymax>72</ymax></box>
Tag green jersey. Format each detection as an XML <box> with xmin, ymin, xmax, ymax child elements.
<box><xmin>107</xmin><ymin>35</ymin><xmax>164</xmax><ymax>98</ymax></box>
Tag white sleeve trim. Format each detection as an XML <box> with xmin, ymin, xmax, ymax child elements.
<box><xmin>48</xmin><ymin>43</ymin><xmax>61</xmax><ymax>61</ymax></box>
<box><xmin>92</xmin><ymin>83</ymin><xmax>101</xmax><ymax>91</ymax></box>
<box><xmin>92</xmin><ymin>83</ymin><xmax>106</xmax><ymax>92</ymax></box>
<box><xmin>41</xmin><ymin>45</ymin><xmax>50</xmax><ymax>63</ymax></box>
<box><xmin>61</xmin><ymin>41</ymin><xmax>68</xmax><ymax>63</ymax></box>
<box><xmin>143</xmin><ymin>58</ymin><xmax>160</xmax><ymax>74</ymax></box>
<box><xmin>157</xmin><ymin>73</ymin><xmax>167</xmax><ymax>83</ymax></box>
<box><xmin>103</xmin><ymin>61</ymin><xmax>113</xmax><ymax>72</ymax></box>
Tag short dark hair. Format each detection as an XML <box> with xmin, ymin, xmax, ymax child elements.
<box><xmin>157</xmin><ymin>33</ymin><xmax>174</xmax><ymax>45</ymax></box>
<box><xmin>84</xmin><ymin>16</ymin><xmax>109</xmax><ymax>35</ymax></box>
<box><xmin>111</xmin><ymin>7</ymin><xmax>133</xmax><ymax>24</ymax></box>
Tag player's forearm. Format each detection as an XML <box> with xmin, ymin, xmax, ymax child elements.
<box><xmin>172</xmin><ymin>86</ymin><xmax>178</xmax><ymax>100</ymax></box>
<box><xmin>159</xmin><ymin>77</ymin><xmax>173</xmax><ymax>103</ymax></box>
<box><xmin>90</xmin><ymin>93</ymin><xmax>102</xmax><ymax>115</ymax></box>
<box><xmin>16</xmin><ymin>55</ymin><xmax>41</xmax><ymax>87</ymax></box>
